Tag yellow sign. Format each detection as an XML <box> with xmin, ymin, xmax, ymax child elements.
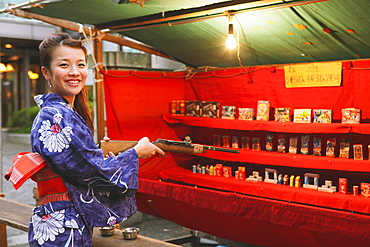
<box><xmin>284</xmin><ymin>62</ymin><xmax>342</xmax><ymax>88</ymax></box>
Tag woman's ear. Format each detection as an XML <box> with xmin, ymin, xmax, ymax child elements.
<box><xmin>41</xmin><ymin>66</ymin><xmax>49</xmax><ymax>81</ymax></box>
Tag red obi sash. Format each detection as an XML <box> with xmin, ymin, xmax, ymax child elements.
<box><xmin>5</xmin><ymin>152</ymin><xmax>71</xmax><ymax>205</ymax></box>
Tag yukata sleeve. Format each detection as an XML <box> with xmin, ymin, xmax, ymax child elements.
<box><xmin>34</xmin><ymin>106</ymin><xmax>139</xmax><ymax>196</ymax></box>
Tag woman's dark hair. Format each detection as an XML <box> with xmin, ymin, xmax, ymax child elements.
<box><xmin>39</xmin><ymin>33</ymin><xmax>94</xmax><ymax>132</ymax></box>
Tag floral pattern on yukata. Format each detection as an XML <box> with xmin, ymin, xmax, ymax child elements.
<box><xmin>31</xmin><ymin>209</ymin><xmax>66</xmax><ymax>245</ymax></box>
<box><xmin>39</xmin><ymin>113</ymin><xmax>73</xmax><ymax>152</ymax></box>
<box><xmin>28</xmin><ymin>201</ymin><xmax>91</xmax><ymax>247</ymax></box>
<box><xmin>31</xmin><ymin>94</ymin><xmax>138</xmax><ymax>229</ymax></box>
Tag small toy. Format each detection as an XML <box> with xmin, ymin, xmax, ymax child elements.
<box><xmin>275</xmin><ymin>108</ymin><xmax>291</xmax><ymax>122</ymax></box>
<box><xmin>301</xmin><ymin>135</ymin><xmax>310</xmax><ymax>155</ymax></box>
<box><xmin>303</xmin><ymin>173</ymin><xmax>320</xmax><ymax>190</ymax></box>
<box><xmin>313</xmin><ymin>109</ymin><xmax>332</xmax><ymax>123</ymax></box>
<box><xmin>266</xmin><ymin>133</ymin><xmax>274</xmax><ymax>152</ymax></box>
<box><xmin>223</xmin><ymin>166</ymin><xmax>232</xmax><ymax>178</ymax></box>
<box><xmin>246</xmin><ymin>171</ymin><xmax>263</xmax><ymax>183</ymax></box>
<box><xmin>252</xmin><ymin>138</ymin><xmax>260</xmax><ymax>151</ymax></box>
<box><xmin>239</xmin><ymin>108</ymin><xmax>254</xmax><ymax>120</ymax></box>
<box><xmin>264</xmin><ymin>168</ymin><xmax>278</xmax><ymax>184</ymax></box>
<box><xmin>278</xmin><ymin>174</ymin><xmax>283</xmax><ymax>185</ymax></box>
<box><xmin>326</xmin><ymin>137</ymin><xmax>336</xmax><ymax>157</ymax></box>
<box><xmin>277</xmin><ymin>137</ymin><xmax>286</xmax><ymax>153</ymax></box>
<box><xmin>232</xmin><ymin>136</ymin><xmax>239</xmax><ymax>149</ymax></box>
<box><xmin>360</xmin><ymin>183</ymin><xmax>370</xmax><ymax>197</ymax></box>
<box><xmin>313</xmin><ymin>137</ymin><xmax>322</xmax><ymax>156</ymax></box>
<box><xmin>241</xmin><ymin>137</ymin><xmax>250</xmax><ymax>149</ymax></box>
<box><xmin>354</xmin><ymin>144</ymin><xmax>363</xmax><ymax>160</ymax></box>
<box><xmin>353</xmin><ymin>186</ymin><xmax>359</xmax><ymax>196</ymax></box>
<box><xmin>283</xmin><ymin>175</ymin><xmax>289</xmax><ymax>185</ymax></box>
<box><xmin>339</xmin><ymin>178</ymin><xmax>348</xmax><ymax>194</ymax></box>
<box><xmin>295</xmin><ymin>176</ymin><xmax>301</xmax><ymax>187</ymax></box>
<box><xmin>289</xmin><ymin>136</ymin><xmax>298</xmax><ymax>154</ymax></box>
<box><xmin>341</xmin><ymin>108</ymin><xmax>360</xmax><ymax>124</ymax></box>
<box><xmin>339</xmin><ymin>139</ymin><xmax>350</xmax><ymax>158</ymax></box>
<box><xmin>318</xmin><ymin>180</ymin><xmax>336</xmax><ymax>193</ymax></box>
<box><xmin>223</xmin><ymin>135</ymin><xmax>230</xmax><ymax>148</ymax></box>
<box><xmin>256</xmin><ymin>100</ymin><xmax>270</xmax><ymax>121</ymax></box>
<box><xmin>222</xmin><ymin>106</ymin><xmax>236</xmax><ymax>119</ymax></box>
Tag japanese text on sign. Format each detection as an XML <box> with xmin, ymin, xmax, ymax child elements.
<box><xmin>284</xmin><ymin>62</ymin><xmax>342</xmax><ymax>88</ymax></box>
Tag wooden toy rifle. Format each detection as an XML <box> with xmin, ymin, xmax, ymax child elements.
<box><xmin>100</xmin><ymin>138</ymin><xmax>240</xmax><ymax>157</ymax></box>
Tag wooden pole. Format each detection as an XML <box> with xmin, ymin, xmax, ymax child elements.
<box><xmin>94</xmin><ymin>39</ymin><xmax>106</xmax><ymax>142</ymax></box>
<box><xmin>0</xmin><ymin>193</ymin><xmax>8</xmax><ymax>247</ymax></box>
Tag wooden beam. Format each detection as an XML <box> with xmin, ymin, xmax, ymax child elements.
<box><xmin>0</xmin><ymin>197</ymin><xmax>179</xmax><ymax>247</ymax></box>
<box><xmin>4</xmin><ymin>9</ymin><xmax>174</xmax><ymax>61</ymax></box>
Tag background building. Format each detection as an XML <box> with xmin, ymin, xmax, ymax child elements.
<box><xmin>0</xmin><ymin>0</ymin><xmax>184</xmax><ymax>128</ymax></box>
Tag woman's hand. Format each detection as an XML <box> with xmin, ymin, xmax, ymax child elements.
<box><xmin>134</xmin><ymin>137</ymin><xmax>165</xmax><ymax>159</ymax></box>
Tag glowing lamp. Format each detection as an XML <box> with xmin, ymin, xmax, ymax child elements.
<box><xmin>225</xmin><ymin>23</ymin><xmax>237</xmax><ymax>49</ymax></box>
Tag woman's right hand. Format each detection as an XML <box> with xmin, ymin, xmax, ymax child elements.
<box><xmin>133</xmin><ymin>137</ymin><xmax>165</xmax><ymax>159</ymax></box>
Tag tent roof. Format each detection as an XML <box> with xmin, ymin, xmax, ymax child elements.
<box><xmin>4</xmin><ymin>0</ymin><xmax>370</xmax><ymax>68</ymax></box>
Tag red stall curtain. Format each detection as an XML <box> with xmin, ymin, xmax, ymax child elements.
<box><xmin>102</xmin><ymin>61</ymin><xmax>370</xmax><ymax>178</ymax></box>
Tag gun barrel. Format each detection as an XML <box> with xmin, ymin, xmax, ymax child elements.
<box><xmin>203</xmin><ymin>145</ymin><xmax>240</xmax><ymax>153</ymax></box>
<box><xmin>155</xmin><ymin>139</ymin><xmax>240</xmax><ymax>154</ymax></box>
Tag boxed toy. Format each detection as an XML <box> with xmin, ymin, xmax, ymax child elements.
<box><xmin>222</xmin><ymin>106</ymin><xmax>236</xmax><ymax>119</ymax></box>
<box><xmin>185</xmin><ymin>100</ymin><xmax>201</xmax><ymax>117</ymax></box>
<box><xmin>341</xmin><ymin>108</ymin><xmax>360</xmax><ymax>124</ymax></box>
<box><xmin>275</xmin><ymin>108</ymin><xmax>291</xmax><ymax>122</ymax></box>
<box><xmin>293</xmin><ymin>109</ymin><xmax>311</xmax><ymax>123</ymax></box>
<box><xmin>238</xmin><ymin>108</ymin><xmax>254</xmax><ymax>120</ymax></box>
<box><xmin>256</xmin><ymin>100</ymin><xmax>270</xmax><ymax>121</ymax></box>
<box><xmin>313</xmin><ymin>109</ymin><xmax>332</xmax><ymax>123</ymax></box>
<box><xmin>201</xmin><ymin>101</ymin><xmax>220</xmax><ymax>118</ymax></box>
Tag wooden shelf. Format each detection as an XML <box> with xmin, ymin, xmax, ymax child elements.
<box><xmin>163</xmin><ymin>114</ymin><xmax>370</xmax><ymax>134</ymax></box>
<box><xmin>164</xmin><ymin>113</ymin><xmax>370</xmax><ymax>172</ymax></box>
<box><xmin>158</xmin><ymin>167</ymin><xmax>370</xmax><ymax>215</ymax></box>
<box><xmin>195</xmin><ymin>149</ymin><xmax>370</xmax><ymax>172</ymax></box>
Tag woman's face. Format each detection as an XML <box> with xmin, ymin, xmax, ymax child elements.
<box><xmin>42</xmin><ymin>45</ymin><xmax>87</xmax><ymax>106</ymax></box>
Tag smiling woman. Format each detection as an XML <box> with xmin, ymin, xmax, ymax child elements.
<box><xmin>5</xmin><ymin>33</ymin><xmax>164</xmax><ymax>247</ymax></box>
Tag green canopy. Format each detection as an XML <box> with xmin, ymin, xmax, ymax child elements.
<box><xmin>12</xmin><ymin>0</ymin><xmax>370</xmax><ymax>68</ymax></box>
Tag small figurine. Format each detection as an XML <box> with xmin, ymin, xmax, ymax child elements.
<box><xmin>184</xmin><ymin>134</ymin><xmax>192</xmax><ymax>143</ymax></box>
<box><xmin>283</xmin><ymin>175</ymin><xmax>289</xmax><ymax>185</ymax></box>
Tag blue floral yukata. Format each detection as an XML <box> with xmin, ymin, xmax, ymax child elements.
<box><xmin>28</xmin><ymin>93</ymin><xmax>138</xmax><ymax>246</ymax></box>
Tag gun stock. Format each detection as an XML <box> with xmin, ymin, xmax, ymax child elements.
<box><xmin>100</xmin><ymin>138</ymin><xmax>239</xmax><ymax>156</ymax></box>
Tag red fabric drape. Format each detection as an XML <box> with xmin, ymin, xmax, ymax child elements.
<box><xmin>102</xmin><ymin>61</ymin><xmax>370</xmax><ymax>246</ymax></box>
<box><xmin>137</xmin><ymin>178</ymin><xmax>370</xmax><ymax>247</ymax></box>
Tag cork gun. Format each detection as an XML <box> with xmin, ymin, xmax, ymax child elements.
<box><xmin>100</xmin><ymin>138</ymin><xmax>240</xmax><ymax>157</ymax></box>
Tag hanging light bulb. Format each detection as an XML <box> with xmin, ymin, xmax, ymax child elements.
<box><xmin>226</xmin><ymin>23</ymin><xmax>237</xmax><ymax>49</ymax></box>
<box><xmin>225</xmin><ymin>13</ymin><xmax>237</xmax><ymax>49</ymax></box>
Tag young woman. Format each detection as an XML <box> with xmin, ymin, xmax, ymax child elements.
<box><xmin>25</xmin><ymin>33</ymin><xmax>164</xmax><ymax>246</ymax></box>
